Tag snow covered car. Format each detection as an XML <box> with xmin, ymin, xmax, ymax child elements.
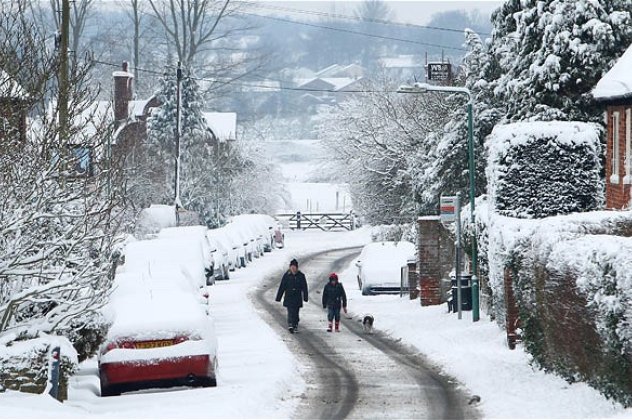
<box><xmin>207</xmin><ymin>227</ymin><xmax>242</xmax><ymax>271</ymax></box>
<box><xmin>157</xmin><ymin>226</ymin><xmax>217</xmax><ymax>284</ymax></box>
<box><xmin>123</xmin><ymin>237</ymin><xmax>214</xmax><ymax>287</ymax></box>
<box><xmin>356</xmin><ymin>241</ymin><xmax>416</xmax><ymax>295</ymax></box>
<box><xmin>99</xmin><ymin>280</ymin><xmax>218</xmax><ymax>396</ymax></box>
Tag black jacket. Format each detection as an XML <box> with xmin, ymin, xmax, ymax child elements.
<box><xmin>322</xmin><ymin>281</ymin><xmax>347</xmax><ymax>309</ymax></box>
<box><xmin>275</xmin><ymin>270</ymin><xmax>308</xmax><ymax>308</ymax></box>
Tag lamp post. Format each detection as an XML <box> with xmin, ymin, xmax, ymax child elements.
<box><xmin>398</xmin><ymin>82</ymin><xmax>480</xmax><ymax>322</ymax></box>
<box><xmin>174</xmin><ymin>61</ymin><xmax>183</xmax><ymax>226</ymax></box>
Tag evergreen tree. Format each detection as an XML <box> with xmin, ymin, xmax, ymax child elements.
<box><xmin>493</xmin><ymin>0</ymin><xmax>632</xmax><ymax>122</ymax></box>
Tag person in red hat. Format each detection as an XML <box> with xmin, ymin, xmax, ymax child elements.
<box><xmin>321</xmin><ymin>272</ymin><xmax>347</xmax><ymax>332</ymax></box>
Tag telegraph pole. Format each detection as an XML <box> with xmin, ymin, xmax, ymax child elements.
<box><xmin>58</xmin><ymin>0</ymin><xmax>70</xmax><ymax>144</ymax></box>
<box><xmin>174</xmin><ymin>61</ymin><xmax>183</xmax><ymax>226</ymax></box>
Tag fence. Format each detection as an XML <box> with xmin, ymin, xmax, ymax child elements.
<box><xmin>275</xmin><ymin>211</ymin><xmax>357</xmax><ymax>231</ymax></box>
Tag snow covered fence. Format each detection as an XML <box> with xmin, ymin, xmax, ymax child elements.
<box><xmin>476</xmin><ymin>201</ymin><xmax>632</xmax><ymax>406</ymax></box>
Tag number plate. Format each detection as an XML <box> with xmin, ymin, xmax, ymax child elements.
<box><xmin>135</xmin><ymin>340</ymin><xmax>174</xmax><ymax>349</ymax></box>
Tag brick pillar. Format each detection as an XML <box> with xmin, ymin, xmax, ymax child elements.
<box><xmin>417</xmin><ymin>217</ymin><xmax>444</xmax><ymax>306</ymax></box>
<box><xmin>504</xmin><ymin>267</ymin><xmax>521</xmax><ymax>350</ymax></box>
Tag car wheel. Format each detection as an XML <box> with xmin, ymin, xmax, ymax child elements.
<box><xmin>361</xmin><ymin>287</ymin><xmax>371</xmax><ymax>296</ymax></box>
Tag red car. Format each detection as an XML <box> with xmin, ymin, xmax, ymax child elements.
<box><xmin>99</xmin><ymin>281</ymin><xmax>218</xmax><ymax>397</ymax></box>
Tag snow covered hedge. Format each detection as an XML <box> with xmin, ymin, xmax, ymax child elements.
<box><xmin>486</xmin><ymin>121</ymin><xmax>603</xmax><ymax>219</ymax></box>
<box><xmin>476</xmin><ymin>199</ymin><xmax>632</xmax><ymax>405</ymax></box>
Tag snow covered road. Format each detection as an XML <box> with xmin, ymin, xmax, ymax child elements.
<box><xmin>254</xmin><ymin>247</ymin><xmax>478</xmax><ymax>419</ymax></box>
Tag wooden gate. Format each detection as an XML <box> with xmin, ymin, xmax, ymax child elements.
<box><xmin>275</xmin><ymin>211</ymin><xmax>357</xmax><ymax>231</ymax></box>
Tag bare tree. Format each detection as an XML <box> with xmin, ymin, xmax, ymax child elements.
<box><xmin>147</xmin><ymin>0</ymin><xmax>232</xmax><ymax>68</ymax></box>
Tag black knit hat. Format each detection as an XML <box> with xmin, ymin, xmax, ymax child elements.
<box><xmin>290</xmin><ymin>259</ymin><xmax>298</xmax><ymax>267</ymax></box>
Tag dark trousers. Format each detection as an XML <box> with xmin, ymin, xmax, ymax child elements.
<box><xmin>287</xmin><ymin>304</ymin><xmax>300</xmax><ymax>328</ymax></box>
<box><xmin>327</xmin><ymin>306</ymin><xmax>341</xmax><ymax>322</ymax></box>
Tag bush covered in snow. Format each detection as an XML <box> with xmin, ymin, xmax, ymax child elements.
<box><xmin>476</xmin><ymin>199</ymin><xmax>632</xmax><ymax>405</ymax></box>
<box><xmin>371</xmin><ymin>223</ymin><xmax>417</xmax><ymax>245</ymax></box>
<box><xmin>486</xmin><ymin>121</ymin><xmax>603</xmax><ymax>219</ymax></box>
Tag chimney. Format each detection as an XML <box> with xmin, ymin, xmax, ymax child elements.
<box><xmin>113</xmin><ymin>61</ymin><xmax>134</xmax><ymax>124</ymax></box>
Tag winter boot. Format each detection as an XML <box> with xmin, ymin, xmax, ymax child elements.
<box><xmin>327</xmin><ymin>322</ymin><xmax>333</xmax><ymax>332</ymax></box>
<box><xmin>335</xmin><ymin>321</ymin><xmax>340</xmax><ymax>332</ymax></box>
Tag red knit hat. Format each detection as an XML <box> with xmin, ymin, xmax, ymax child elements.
<box><xmin>328</xmin><ymin>272</ymin><xmax>338</xmax><ymax>281</ymax></box>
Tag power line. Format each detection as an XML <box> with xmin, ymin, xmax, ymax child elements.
<box><xmin>236</xmin><ymin>10</ymin><xmax>467</xmax><ymax>52</ymax></box>
<box><xmin>236</xmin><ymin>0</ymin><xmax>492</xmax><ymax>36</ymax></box>
<box><xmin>93</xmin><ymin>58</ymin><xmax>433</xmax><ymax>95</ymax></box>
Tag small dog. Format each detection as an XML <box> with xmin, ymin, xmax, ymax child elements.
<box><xmin>362</xmin><ymin>314</ymin><xmax>374</xmax><ymax>334</ymax></box>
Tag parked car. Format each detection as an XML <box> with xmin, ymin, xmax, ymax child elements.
<box><xmin>123</xmin><ymin>237</ymin><xmax>213</xmax><ymax>288</ymax></box>
<box><xmin>208</xmin><ymin>227</ymin><xmax>243</xmax><ymax>270</ymax></box>
<box><xmin>158</xmin><ymin>226</ymin><xmax>217</xmax><ymax>284</ymax></box>
<box><xmin>99</xmin><ymin>282</ymin><xmax>218</xmax><ymax>396</ymax></box>
<box><xmin>205</xmin><ymin>232</ymin><xmax>231</xmax><ymax>280</ymax></box>
<box><xmin>356</xmin><ymin>241</ymin><xmax>416</xmax><ymax>296</ymax></box>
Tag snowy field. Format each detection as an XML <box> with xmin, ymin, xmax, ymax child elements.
<box><xmin>1</xmin><ymin>228</ymin><xmax>631</xmax><ymax>419</ymax></box>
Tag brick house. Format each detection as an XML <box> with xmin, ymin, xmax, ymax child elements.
<box><xmin>593</xmin><ymin>44</ymin><xmax>632</xmax><ymax>209</ymax></box>
<box><xmin>110</xmin><ymin>62</ymin><xmax>236</xmax><ymax>168</ymax></box>
<box><xmin>0</xmin><ymin>69</ymin><xmax>28</xmax><ymax>145</ymax></box>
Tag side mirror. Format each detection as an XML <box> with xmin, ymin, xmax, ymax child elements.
<box><xmin>355</xmin><ymin>260</ymin><xmax>361</xmax><ymax>267</ymax></box>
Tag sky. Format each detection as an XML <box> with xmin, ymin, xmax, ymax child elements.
<box><xmin>257</xmin><ymin>0</ymin><xmax>504</xmax><ymax>25</ymax></box>
<box><xmin>1</xmin><ymin>227</ymin><xmax>630</xmax><ymax>419</ymax></box>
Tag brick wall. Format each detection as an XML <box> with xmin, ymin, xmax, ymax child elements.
<box><xmin>605</xmin><ymin>104</ymin><xmax>632</xmax><ymax>209</ymax></box>
<box><xmin>503</xmin><ymin>267</ymin><xmax>521</xmax><ymax>349</ymax></box>
<box><xmin>417</xmin><ymin>216</ymin><xmax>454</xmax><ymax>306</ymax></box>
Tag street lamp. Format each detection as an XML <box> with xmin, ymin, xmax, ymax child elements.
<box><xmin>398</xmin><ymin>82</ymin><xmax>480</xmax><ymax>322</ymax></box>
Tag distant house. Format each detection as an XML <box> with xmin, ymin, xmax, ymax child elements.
<box><xmin>110</xmin><ymin>62</ymin><xmax>237</xmax><ymax>168</ymax></box>
<box><xmin>593</xmin><ymin>44</ymin><xmax>632</xmax><ymax>209</ymax></box>
<box><xmin>0</xmin><ymin>69</ymin><xmax>28</xmax><ymax>145</ymax></box>
<box><xmin>295</xmin><ymin>64</ymin><xmax>367</xmax><ymax>108</ymax></box>
<box><xmin>378</xmin><ymin>55</ymin><xmax>423</xmax><ymax>82</ymax></box>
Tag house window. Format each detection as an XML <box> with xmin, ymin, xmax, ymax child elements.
<box><xmin>611</xmin><ymin>111</ymin><xmax>620</xmax><ymax>184</ymax></box>
<box><xmin>625</xmin><ymin>108</ymin><xmax>632</xmax><ymax>184</ymax></box>
<box><xmin>70</xmin><ymin>145</ymin><xmax>93</xmax><ymax>176</ymax></box>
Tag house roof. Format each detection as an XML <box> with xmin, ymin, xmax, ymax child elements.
<box><xmin>202</xmin><ymin>112</ymin><xmax>236</xmax><ymax>142</ymax></box>
<box><xmin>593</xmin><ymin>44</ymin><xmax>632</xmax><ymax>101</ymax></box>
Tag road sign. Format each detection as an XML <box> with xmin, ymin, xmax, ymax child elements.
<box><xmin>427</xmin><ymin>63</ymin><xmax>452</xmax><ymax>81</ymax></box>
<box><xmin>440</xmin><ymin>195</ymin><xmax>457</xmax><ymax>223</ymax></box>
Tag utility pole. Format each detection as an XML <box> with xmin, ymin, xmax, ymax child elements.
<box><xmin>174</xmin><ymin>61</ymin><xmax>183</xmax><ymax>226</ymax></box>
<box><xmin>58</xmin><ymin>0</ymin><xmax>70</xmax><ymax>145</ymax></box>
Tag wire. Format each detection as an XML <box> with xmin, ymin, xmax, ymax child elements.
<box><xmin>235</xmin><ymin>0</ymin><xmax>492</xmax><ymax>36</ymax></box>
<box><xmin>93</xmin><ymin>58</ymin><xmax>435</xmax><ymax>95</ymax></box>
<box><xmin>235</xmin><ymin>10</ymin><xmax>467</xmax><ymax>52</ymax></box>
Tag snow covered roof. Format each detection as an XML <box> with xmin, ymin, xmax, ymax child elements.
<box><xmin>128</xmin><ymin>99</ymin><xmax>151</xmax><ymax>118</ymax></box>
<box><xmin>0</xmin><ymin>69</ymin><xmax>27</xmax><ymax>99</ymax></box>
<box><xmin>321</xmin><ymin>77</ymin><xmax>365</xmax><ymax>91</ymax></box>
<box><xmin>593</xmin><ymin>43</ymin><xmax>632</xmax><ymax>101</ymax></box>
<box><xmin>202</xmin><ymin>112</ymin><xmax>237</xmax><ymax>142</ymax></box>
<box><xmin>315</xmin><ymin>64</ymin><xmax>342</xmax><ymax>78</ymax></box>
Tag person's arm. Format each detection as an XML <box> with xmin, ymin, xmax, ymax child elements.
<box><xmin>322</xmin><ymin>285</ymin><xmax>327</xmax><ymax>308</ymax></box>
<box><xmin>341</xmin><ymin>283</ymin><xmax>347</xmax><ymax>312</ymax></box>
<box><xmin>275</xmin><ymin>275</ymin><xmax>286</xmax><ymax>302</ymax></box>
<box><xmin>302</xmin><ymin>274</ymin><xmax>308</xmax><ymax>302</ymax></box>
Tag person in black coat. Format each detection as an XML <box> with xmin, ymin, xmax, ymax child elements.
<box><xmin>275</xmin><ymin>258</ymin><xmax>308</xmax><ymax>333</ymax></box>
<box><xmin>321</xmin><ymin>272</ymin><xmax>347</xmax><ymax>332</ymax></box>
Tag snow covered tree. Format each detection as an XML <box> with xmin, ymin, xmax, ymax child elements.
<box><xmin>492</xmin><ymin>0</ymin><xmax>632</xmax><ymax>122</ymax></box>
<box><xmin>415</xmin><ymin>29</ymin><xmax>503</xmax><ymax>212</ymax></box>
<box><xmin>147</xmin><ymin>68</ymin><xmax>216</xmax><ymax>220</ymax></box>
<box><xmin>0</xmin><ymin>2</ymin><xmax>122</xmax><ymax>363</ymax></box>
<box><xmin>318</xmin><ymin>76</ymin><xmax>449</xmax><ymax>224</ymax></box>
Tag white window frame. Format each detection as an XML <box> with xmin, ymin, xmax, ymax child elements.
<box><xmin>625</xmin><ymin>108</ymin><xmax>632</xmax><ymax>184</ymax></box>
<box><xmin>611</xmin><ymin>111</ymin><xmax>620</xmax><ymax>184</ymax></box>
